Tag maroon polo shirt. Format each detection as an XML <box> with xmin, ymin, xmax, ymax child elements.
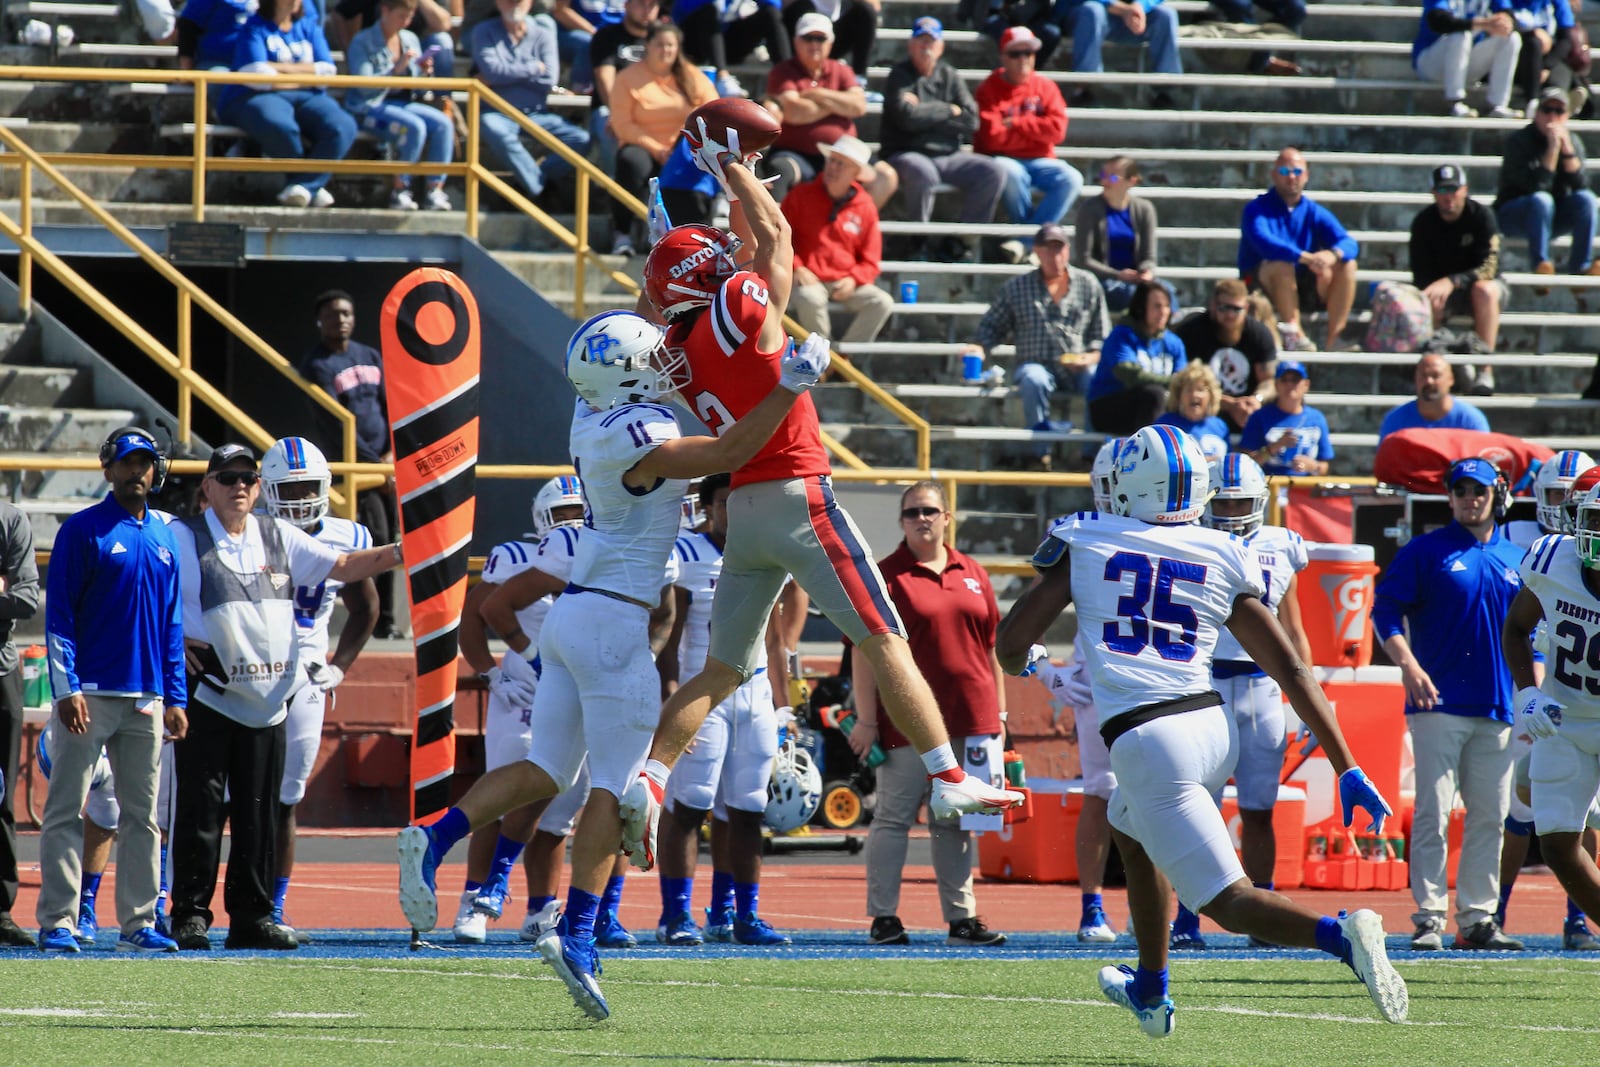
<box><xmin>873</xmin><ymin>541</ymin><xmax>1002</xmax><ymax>750</ymax></box>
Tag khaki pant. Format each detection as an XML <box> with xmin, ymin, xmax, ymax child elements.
<box><xmin>1408</xmin><ymin>712</ymin><xmax>1513</xmax><ymax>930</ymax></box>
<box><xmin>864</xmin><ymin>744</ymin><xmax>976</xmax><ymax>922</ymax></box>
<box><xmin>789</xmin><ymin>281</ymin><xmax>894</xmax><ymax>345</ymax></box>
<box><xmin>37</xmin><ymin>694</ymin><xmax>164</xmax><ymax>934</ymax></box>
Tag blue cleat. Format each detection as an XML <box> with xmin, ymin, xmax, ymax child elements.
<box><xmin>39</xmin><ymin>927</ymin><xmax>81</xmax><ymax>954</ymax></box>
<box><xmin>595</xmin><ymin>908</ymin><xmax>638</xmax><ymax>949</ymax></box>
<box><xmin>536</xmin><ymin>926</ymin><xmax>610</xmax><ymax>1020</ymax></box>
<box><xmin>117</xmin><ymin>926</ymin><xmax>178</xmax><ymax>953</ymax></box>
<box><xmin>74</xmin><ymin>903</ymin><xmax>98</xmax><ymax>946</ymax></box>
<box><xmin>656</xmin><ymin>911</ymin><xmax>703</xmax><ymax>946</ymax></box>
<box><xmin>396</xmin><ymin>825</ymin><xmax>440</xmax><ymax>932</ymax></box>
<box><xmin>1098</xmin><ymin>964</ymin><xmax>1174</xmax><ymax>1038</ymax></box>
<box><xmin>703</xmin><ymin>905</ymin><xmax>735</xmax><ymax>943</ymax></box>
<box><xmin>1168</xmin><ymin>916</ymin><xmax>1207</xmax><ymax>951</ymax></box>
<box><xmin>1078</xmin><ymin>905</ymin><xmax>1116</xmax><ymax>943</ymax></box>
<box><xmin>473</xmin><ymin>876</ymin><xmax>511</xmax><ymax>921</ymax></box>
<box><xmin>733</xmin><ymin>914</ymin><xmax>791</xmax><ymax>946</ymax></box>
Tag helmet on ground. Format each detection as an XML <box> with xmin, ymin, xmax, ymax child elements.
<box><xmin>1109</xmin><ymin>425</ymin><xmax>1213</xmax><ymax>525</ymax></box>
<box><xmin>1535</xmin><ymin>449</ymin><xmax>1596</xmax><ymax>533</ymax></box>
<box><xmin>643</xmin><ymin>224</ymin><xmax>742</xmax><ymax>321</ymax></box>
<box><xmin>1578</xmin><ymin>483</ymin><xmax>1600</xmax><ymax>569</ymax></box>
<box><xmin>533</xmin><ymin>475</ymin><xmax>585</xmax><ymax>538</ymax></box>
<box><xmin>1090</xmin><ymin>437</ymin><xmax>1127</xmax><ymax>514</ymax></box>
<box><xmin>1206</xmin><ymin>452</ymin><xmax>1269</xmax><ymax>537</ymax></box>
<box><xmin>565</xmin><ymin>310</ymin><xmax>686</xmax><ymax>409</ymax></box>
<box><xmin>764</xmin><ymin>737</ymin><xmax>822</xmax><ymax>833</ymax></box>
<box><xmin>261</xmin><ymin>436</ymin><xmax>331</xmax><ymax>529</ymax></box>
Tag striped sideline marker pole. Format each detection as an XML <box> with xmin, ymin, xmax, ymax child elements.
<box><xmin>381</xmin><ymin>269</ymin><xmax>481</xmax><ymax>944</ymax></box>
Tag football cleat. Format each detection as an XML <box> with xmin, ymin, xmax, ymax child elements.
<box><xmin>521</xmin><ymin>900</ymin><xmax>563</xmax><ymax>943</ymax></box>
<box><xmin>734</xmin><ymin>915</ymin><xmax>791</xmax><ymax>946</ymax></box>
<box><xmin>1099</xmin><ymin>964</ymin><xmax>1175</xmax><ymax>1039</ymax></box>
<box><xmin>39</xmin><ymin>927</ymin><xmax>81</xmax><ymax>953</ymax></box>
<box><xmin>74</xmin><ymin>903</ymin><xmax>98</xmax><ymax>946</ymax></box>
<box><xmin>473</xmin><ymin>877</ymin><xmax>510</xmax><ymax>921</ymax></box>
<box><xmin>595</xmin><ymin>908</ymin><xmax>638</xmax><ymax>949</ymax></box>
<box><xmin>116</xmin><ymin>926</ymin><xmax>179</xmax><ymax>953</ymax></box>
<box><xmin>537</xmin><ymin>926</ymin><xmax>610</xmax><ymax>1021</ymax></box>
<box><xmin>618</xmin><ymin>772</ymin><xmax>664</xmax><ymax>871</ymax></box>
<box><xmin>1565</xmin><ymin>917</ymin><xmax>1600</xmax><ymax>951</ymax></box>
<box><xmin>703</xmin><ymin>905</ymin><xmax>735</xmax><ymax>943</ymax></box>
<box><xmin>927</xmin><ymin>773</ymin><xmax>1024</xmax><ymax>819</ymax></box>
<box><xmin>453</xmin><ymin>890</ymin><xmax>487</xmax><ymax>943</ymax></box>
<box><xmin>396</xmin><ymin>825</ymin><xmax>441</xmax><ymax>932</ymax></box>
<box><xmin>1338</xmin><ymin>909</ymin><xmax>1408</xmax><ymax>1023</ymax></box>
<box><xmin>1078</xmin><ymin>906</ymin><xmax>1117</xmax><ymax>943</ymax></box>
<box><xmin>657</xmin><ymin>911</ymin><xmax>704</xmax><ymax>946</ymax></box>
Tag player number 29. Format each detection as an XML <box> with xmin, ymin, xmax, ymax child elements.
<box><xmin>1102</xmin><ymin>551</ymin><xmax>1206</xmax><ymax>662</ymax></box>
<box><xmin>1552</xmin><ymin>620</ymin><xmax>1600</xmax><ymax>696</ymax></box>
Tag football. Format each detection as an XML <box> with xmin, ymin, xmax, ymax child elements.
<box><xmin>684</xmin><ymin>97</ymin><xmax>782</xmax><ymax>154</ymax></box>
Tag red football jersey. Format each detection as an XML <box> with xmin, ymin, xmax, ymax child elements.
<box><xmin>667</xmin><ymin>271</ymin><xmax>831</xmax><ymax>488</ymax></box>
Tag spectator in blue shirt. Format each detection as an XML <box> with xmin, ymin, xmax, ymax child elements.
<box><xmin>1155</xmin><ymin>362</ymin><xmax>1231</xmax><ymax>461</ymax></box>
<box><xmin>1238</xmin><ymin>147</ymin><xmax>1361</xmax><ymax>353</ymax></box>
<box><xmin>472</xmin><ymin>0</ymin><xmax>593</xmax><ymax>202</ymax></box>
<box><xmin>216</xmin><ymin>0</ymin><xmax>357</xmax><ymax>209</ymax></box>
<box><xmin>1055</xmin><ymin>0</ymin><xmax>1181</xmax><ymax>107</ymax></box>
<box><xmin>1510</xmin><ymin>0</ymin><xmax>1584</xmax><ymax>115</ymax></box>
<box><xmin>673</xmin><ymin>0</ymin><xmax>789</xmax><ymax>99</ymax></box>
<box><xmin>1378</xmin><ymin>353</ymin><xmax>1492</xmax><ymax>441</ymax></box>
<box><xmin>549</xmin><ymin>0</ymin><xmax>627</xmax><ymax>93</ymax></box>
<box><xmin>1239</xmin><ymin>359</ymin><xmax>1332</xmax><ymax>475</ymax></box>
<box><xmin>1413</xmin><ymin>0</ymin><xmax>1521</xmax><ymax>118</ymax></box>
<box><xmin>177</xmin><ymin>0</ymin><xmax>320</xmax><ymax>71</ymax></box>
<box><xmin>37</xmin><ymin>427</ymin><xmax>187</xmax><ymax>954</ymax></box>
<box><xmin>1372</xmin><ymin>456</ymin><xmax>1524</xmax><ymax>952</ymax></box>
<box><xmin>1087</xmin><ymin>279</ymin><xmax>1186</xmax><ymax>436</ymax></box>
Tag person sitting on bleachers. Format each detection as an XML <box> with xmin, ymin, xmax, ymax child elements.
<box><xmin>974</xmin><ymin>27</ymin><xmax>1082</xmax><ymax>252</ymax></box>
<box><xmin>783</xmin><ymin>0</ymin><xmax>880</xmax><ymax>84</ymax></box>
<box><xmin>957</xmin><ymin>0</ymin><xmax>1061</xmax><ymax>68</ymax></box>
<box><xmin>1055</xmin><ymin>0</ymin><xmax>1181</xmax><ymax>108</ymax></box>
<box><xmin>962</xmin><ymin>223</ymin><xmax>1109</xmax><ymax>471</ymax></box>
<box><xmin>1411</xmin><ymin>163</ymin><xmax>1507</xmax><ymax>376</ymax></box>
<box><xmin>548</xmin><ymin>0</ymin><xmax>625</xmax><ymax>94</ymax></box>
<box><xmin>1072</xmin><ymin>155</ymin><xmax>1174</xmax><ymax>311</ymax></box>
<box><xmin>1495</xmin><ymin>86</ymin><xmax>1600</xmax><ymax>278</ymax></box>
<box><xmin>1239</xmin><ymin>359</ymin><xmax>1332</xmax><ymax>475</ymax></box>
<box><xmin>1510</xmin><ymin>0</ymin><xmax>1587</xmax><ymax>116</ymax></box>
<box><xmin>345</xmin><ymin>0</ymin><xmax>456</xmax><ymax>211</ymax></box>
<box><xmin>1412</xmin><ymin>0</ymin><xmax>1521</xmax><ymax>119</ymax></box>
<box><xmin>782</xmin><ymin>134</ymin><xmax>895</xmax><ymax>347</ymax></box>
<box><xmin>675</xmin><ymin>0</ymin><xmax>790</xmax><ymax>98</ymax></box>
<box><xmin>1174</xmin><ymin>278</ymin><xmax>1278</xmax><ymax>431</ymax></box>
<box><xmin>1203</xmin><ymin>0</ymin><xmax>1305</xmax><ymax>77</ymax></box>
<box><xmin>216</xmin><ymin>0</ymin><xmax>357</xmax><ymax>208</ymax></box>
<box><xmin>328</xmin><ymin>0</ymin><xmax>455</xmax><ymax>75</ymax></box>
<box><xmin>1085</xmin><ymin>279</ymin><xmax>1186</xmax><ymax>436</ymax></box>
<box><xmin>1237</xmin><ymin>146</ymin><xmax>1360</xmax><ymax>353</ymax></box>
<box><xmin>471</xmin><ymin>0</ymin><xmax>593</xmax><ymax>206</ymax></box>
<box><xmin>606</xmin><ymin>20</ymin><xmax>716</xmax><ymax>254</ymax></box>
<box><xmin>1154</xmin><ymin>362</ymin><xmax>1231</xmax><ymax>461</ymax></box>
<box><xmin>1378</xmin><ymin>353</ymin><xmax>1492</xmax><ymax>441</ymax></box>
<box><xmin>881</xmin><ymin>16</ymin><xmax>1005</xmax><ymax>262</ymax></box>
<box><xmin>177</xmin><ymin>0</ymin><xmax>320</xmax><ymax>71</ymax></box>
<box><xmin>763</xmin><ymin>13</ymin><xmax>897</xmax><ymax>206</ymax></box>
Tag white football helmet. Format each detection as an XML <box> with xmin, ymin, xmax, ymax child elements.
<box><xmin>1205</xmin><ymin>453</ymin><xmax>1269</xmax><ymax>537</ymax></box>
<box><xmin>1109</xmin><ymin>425</ymin><xmax>1213</xmax><ymax>526</ymax></box>
<box><xmin>1090</xmin><ymin>437</ymin><xmax>1127</xmax><ymax>514</ymax></box>
<box><xmin>261</xmin><ymin>436</ymin><xmax>330</xmax><ymax>529</ymax></box>
<box><xmin>532</xmin><ymin>475</ymin><xmax>585</xmax><ymax>539</ymax></box>
<box><xmin>564</xmin><ymin>310</ymin><xmax>688</xmax><ymax>409</ymax></box>
<box><xmin>764</xmin><ymin>736</ymin><xmax>822</xmax><ymax>833</ymax></box>
<box><xmin>1535</xmin><ymin>449</ymin><xmax>1596</xmax><ymax>533</ymax></box>
<box><xmin>680</xmin><ymin>478</ymin><xmax>705</xmax><ymax>531</ymax></box>
<box><xmin>1577</xmin><ymin>483</ymin><xmax>1600</xmax><ymax>569</ymax></box>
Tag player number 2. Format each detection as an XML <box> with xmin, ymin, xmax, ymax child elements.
<box><xmin>692</xmin><ymin>391</ymin><xmax>736</xmax><ymax>438</ymax></box>
<box><xmin>1102</xmin><ymin>552</ymin><xmax>1206</xmax><ymax>662</ymax></box>
<box><xmin>1552</xmin><ymin>620</ymin><xmax>1600</xmax><ymax>696</ymax></box>
<box><xmin>741</xmin><ymin>279</ymin><xmax>769</xmax><ymax>306</ymax></box>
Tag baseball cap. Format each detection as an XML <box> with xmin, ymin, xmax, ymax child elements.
<box><xmin>795</xmin><ymin>12</ymin><xmax>833</xmax><ymax>39</ymax></box>
<box><xmin>207</xmin><ymin>443</ymin><xmax>258</xmax><ymax>474</ymax></box>
<box><xmin>911</xmin><ymin>15</ymin><xmax>943</xmax><ymax>39</ymax></box>
<box><xmin>1539</xmin><ymin>85</ymin><xmax>1570</xmax><ymax>110</ymax></box>
<box><xmin>1276</xmin><ymin>360</ymin><xmax>1308</xmax><ymax>379</ymax></box>
<box><xmin>1000</xmin><ymin>26</ymin><xmax>1042</xmax><ymax>53</ymax></box>
<box><xmin>1431</xmin><ymin>164</ymin><xmax>1465</xmax><ymax>192</ymax></box>
<box><xmin>1032</xmin><ymin>222</ymin><xmax>1068</xmax><ymax>245</ymax></box>
<box><xmin>818</xmin><ymin>134</ymin><xmax>873</xmax><ymax>178</ymax></box>
<box><xmin>107</xmin><ymin>430</ymin><xmax>159</xmax><ymax>463</ymax></box>
<box><xmin>1448</xmin><ymin>457</ymin><xmax>1501</xmax><ymax>487</ymax></box>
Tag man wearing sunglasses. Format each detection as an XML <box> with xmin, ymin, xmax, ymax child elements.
<box><xmin>1174</xmin><ymin>278</ymin><xmax>1277</xmax><ymax>431</ymax></box>
<box><xmin>1494</xmin><ymin>86</ymin><xmax>1600</xmax><ymax>279</ymax></box>
<box><xmin>1372</xmin><ymin>456</ymin><xmax>1526</xmax><ymax>952</ymax></box>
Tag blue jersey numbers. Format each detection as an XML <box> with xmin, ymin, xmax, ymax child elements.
<box><xmin>1102</xmin><ymin>551</ymin><xmax>1208</xmax><ymax>662</ymax></box>
<box><xmin>294</xmin><ymin>582</ymin><xmax>326</xmax><ymax>629</ymax></box>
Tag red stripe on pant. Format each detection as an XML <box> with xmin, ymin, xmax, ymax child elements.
<box><xmin>803</xmin><ymin>477</ymin><xmax>894</xmax><ymax>636</ymax></box>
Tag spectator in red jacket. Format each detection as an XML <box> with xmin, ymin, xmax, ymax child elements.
<box><xmin>781</xmin><ymin>134</ymin><xmax>895</xmax><ymax>346</ymax></box>
<box><xmin>974</xmin><ymin>25</ymin><xmax>1082</xmax><ymax>261</ymax></box>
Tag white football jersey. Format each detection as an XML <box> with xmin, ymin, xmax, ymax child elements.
<box><xmin>671</xmin><ymin>531</ymin><xmax>767</xmax><ymax>679</ymax></box>
<box><xmin>1212</xmin><ymin>525</ymin><xmax>1308</xmax><ymax>662</ymax></box>
<box><xmin>568</xmin><ymin>398</ymin><xmax>691</xmax><ymax>604</ymax></box>
<box><xmin>1520</xmin><ymin>534</ymin><xmax>1600</xmax><ymax>719</ymax></box>
<box><xmin>292</xmin><ymin>515</ymin><xmax>371</xmax><ymax>660</ymax></box>
<box><xmin>480</xmin><ymin>525</ymin><xmax>581</xmax><ymax>654</ymax></box>
<box><xmin>1034</xmin><ymin>512</ymin><xmax>1264</xmax><ymax>721</ymax></box>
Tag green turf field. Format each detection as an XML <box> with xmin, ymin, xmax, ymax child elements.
<box><xmin>0</xmin><ymin>955</ymin><xmax>1595</xmax><ymax>1065</ymax></box>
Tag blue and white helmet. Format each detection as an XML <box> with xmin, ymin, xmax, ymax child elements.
<box><xmin>533</xmin><ymin>475</ymin><xmax>585</xmax><ymax>539</ymax></box>
<box><xmin>1110</xmin><ymin>425</ymin><xmax>1213</xmax><ymax>526</ymax></box>
<box><xmin>1090</xmin><ymin>436</ymin><xmax>1128</xmax><ymax>514</ymax></box>
<box><xmin>764</xmin><ymin>736</ymin><xmax>822</xmax><ymax>833</ymax></box>
<box><xmin>1205</xmin><ymin>453</ymin><xmax>1269</xmax><ymax>536</ymax></box>
<box><xmin>1534</xmin><ymin>449</ymin><xmax>1596</xmax><ymax>533</ymax></box>
<box><xmin>261</xmin><ymin>436</ymin><xmax>330</xmax><ymax>529</ymax></box>
<box><xmin>565</xmin><ymin>310</ymin><xmax>687</xmax><ymax>410</ymax></box>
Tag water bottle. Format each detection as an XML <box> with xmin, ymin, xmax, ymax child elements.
<box><xmin>837</xmin><ymin>710</ymin><xmax>887</xmax><ymax>768</ymax></box>
<box><xmin>1003</xmin><ymin>749</ymin><xmax>1026</xmax><ymax>788</ymax></box>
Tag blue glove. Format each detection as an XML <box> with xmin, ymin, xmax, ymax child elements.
<box><xmin>1339</xmin><ymin>767</ymin><xmax>1393</xmax><ymax>834</ymax></box>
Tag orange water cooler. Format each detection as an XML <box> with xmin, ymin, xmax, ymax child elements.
<box><xmin>1295</xmin><ymin>544</ymin><xmax>1379</xmax><ymax>667</ymax></box>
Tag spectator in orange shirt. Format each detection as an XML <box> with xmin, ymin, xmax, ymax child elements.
<box><xmin>781</xmin><ymin>134</ymin><xmax>895</xmax><ymax>346</ymax></box>
<box><xmin>974</xmin><ymin>26</ymin><xmax>1082</xmax><ymax>249</ymax></box>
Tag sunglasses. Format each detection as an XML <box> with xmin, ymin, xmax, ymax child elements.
<box><xmin>901</xmin><ymin>506</ymin><xmax>943</xmax><ymax>520</ymax></box>
<box><xmin>800</xmin><ymin>33</ymin><xmax>829</xmax><ymax>42</ymax></box>
<box><xmin>1540</xmin><ymin>104</ymin><xmax>1568</xmax><ymax>115</ymax></box>
<box><xmin>1215</xmin><ymin>303</ymin><xmax>1247</xmax><ymax>314</ymax></box>
<box><xmin>211</xmin><ymin>470</ymin><xmax>259</xmax><ymax>487</ymax></box>
<box><xmin>1099</xmin><ymin>173</ymin><xmax>1122</xmax><ymax>183</ymax></box>
<box><xmin>1277</xmin><ymin>166</ymin><xmax>1305</xmax><ymax>177</ymax></box>
<box><xmin>1450</xmin><ymin>482</ymin><xmax>1490</xmax><ymax>497</ymax></box>
<box><xmin>1004</xmin><ymin>50</ymin><xmax>1034</xmax><ymax>58</ymax></box>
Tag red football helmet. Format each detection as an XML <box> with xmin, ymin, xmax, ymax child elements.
<box><xmin>1562</xmin><ymin>464</ymin><xmax>1600</xmax><ymax>535</ymax></box>
<box><xmin>643</xmin><ymin>224</ymin><xmax>742</xmax><ymax>321</ymax></box>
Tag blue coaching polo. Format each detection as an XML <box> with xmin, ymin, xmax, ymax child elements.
<box><xmin>1372</xmin><ymin>519</ymin><xmax>1524</xmax><ymax>722</ymax></box>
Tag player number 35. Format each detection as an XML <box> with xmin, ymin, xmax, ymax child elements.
<box><xmin>1102</xmin><ymin>551</ymin><xmax>1206</xmax><ymax>662</ymax></box>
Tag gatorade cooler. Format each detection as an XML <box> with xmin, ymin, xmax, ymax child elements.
<box><xmin>1295</xmin><ymin>544</ymin><xmax>1378</xmax><ymax>667</ymax></box>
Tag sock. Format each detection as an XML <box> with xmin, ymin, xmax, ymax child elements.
<box><xmin>431</xmin><ymin>808</ymin><xmax>471</xmax><ymax>855</ymax></box>
<box><xmin>82</xmin><ymin>872</ymin><xmax>103</xmax><ymax>906</ymax></box>
<box><xmin>488</xmin><ymin>834</ymin><xmax>525</xmax><ymax>886</ymax></box>
<box><xmin>710</xmin><ymin>870</ymin><xmax>736</xmax><ymax>916</ymax></box>
<box><xmin>1253</xmin><ymin>881</ymin><xmax>1274</xmax><ymax>892</ymax></box>
<box><xmin>734</xmin><ymin>880</ymin><xmax>760</xmax><ymax>919</ymax></box>
<box><xmin>1315</xmin><ymin>915</ymin><xmax>1350</xmax><ymax>962</ymax></box>
<box><xmin>1080</xmin><ymin>892</ymin><xmax>1104</xmax><ymax>923</ymax></box>
<box><xmin>1132</xmin><ymin>965</ymin><xmax>1168</xmax><ymax>1004</ymax></box>
<box><xmin>600</xmin><ymin>874</ymin><xmax>626</xmax><ymax>915</ymax></box>
<box><xmin>464</xmin><ymin>879</ymin><xmax>483</xmax><ymax>894</ymax></box>
<box><xmin>159</xmin><ymin>843</ymin><xmax>169</xmax><ymax>898</ymax></box>
<box><xmin>1173</xmin><ymin>902</ymin><xmax>1200</xmax><ymax>935</ymax></box>
<box><xmin>1497</xmin><ymin>882</ymin><xmax>1514</xmax><ymax>926</ymax></box>
<box><xmin>564</xmin><ymin>886</ymin><xmax>602</xmax><ymax>942</ymax></box>
<box><xmin>529</xmin><ymin>894</ymin><xmax>556</xmax><ymax>914</ymax></box>
<box><xmin>660</xmin><ymin>876</ymin><xmax>692</xmax><ymax>920</ymax></box>
<box><xmin>920</xmin><ymin>744</ymin><xmax>959</xmax><ymax>776</ymax></box>
<box><xmin>273</xmin><ymin>876</ymin><xmax>290</xmax><ymax>914</ymax></box>
<box><xmin>1568</xmin><ymin>898</ymin><xmax>1585</xmax><ymax>925</ymax></box>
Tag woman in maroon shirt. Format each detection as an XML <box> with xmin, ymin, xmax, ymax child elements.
<box><xmin>851</xmin><ymin>481</ymin><xmax>1009</xmax><ymax>947</ymax></box>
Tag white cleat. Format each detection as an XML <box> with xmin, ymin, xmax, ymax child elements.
<box><xmin>618</xmin><ymin>772</ymin><xmax>664</xmax><ymax>871</ymax></box>
<box><xmin>1098</xmin><ymin>964</ymin><xmax>1175</xmax><ymax>1039</ymax></box>
<box><xmin>452</xmin><ymin>891</ymin><xmax>487</xmax><ymax>943</ymax></box>
<box><xmin>396</xmin><ymin>825</ymin><xmax>439</xmax><ymax>932</ymax></box>
<box><xmin>521</xmin><ymin>901</ymin><xmax>563</xmax><ymax>943</ymax></box>
<box><xmin>928</xmin><ymin>773</ymin><xmax>1025</xmax><ymax>819</ymax></box>
<box><xmin>1338</xmin><ymin>909</ymin><xmax>1408</xmax><ymax>1023</ymax></box>
<box><xmin>536</xmin><ymin>928</ymin><xmax>610</xmax><ymax>1021</ymax></box>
